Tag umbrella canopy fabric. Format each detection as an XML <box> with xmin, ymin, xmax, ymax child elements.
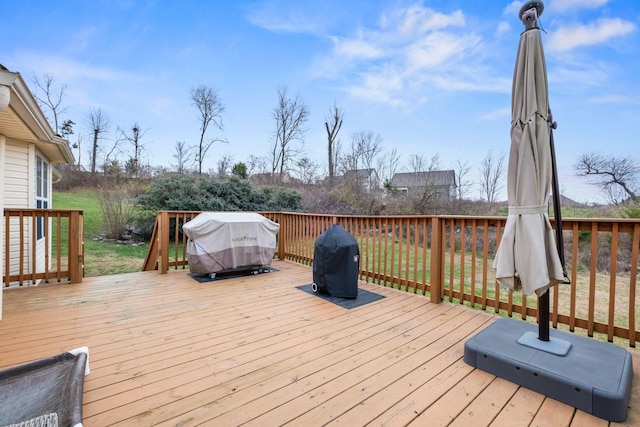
<box><xmin>493</xmin><ymin>17</ymin><xmax>566</xmax><ymax>296</ymax></box>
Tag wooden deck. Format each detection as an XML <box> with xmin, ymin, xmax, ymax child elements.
<box><xmin>1</xmin><ymin>260</ymin><xmax>638</xmax><ymax>426</ymax></box>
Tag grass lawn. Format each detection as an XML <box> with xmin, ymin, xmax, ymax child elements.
<box><xmin>53</xmin><ymin>189</ymin><xmax>148</xmax><ymax>277</ymax></box>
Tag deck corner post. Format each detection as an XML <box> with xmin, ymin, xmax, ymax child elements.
<box><xmin>278</xmin><ymin>213</ymin><xmax>286</xmax><ymax>260</ymax></box>
<box><xmin>430</xmin><ymin>216</ymin><xmax>443</xmax><ymax>303</ymax></box>
<box><xmin>69</xmin><ymin>210</ymin><xmax>84</xmax><ymax>283</ymax></box>
<box><xmin>158</xmin><ymin>211</ymin><xmax>170</xmax><ymax>274</ymax></box>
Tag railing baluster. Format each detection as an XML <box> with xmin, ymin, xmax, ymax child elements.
<box><xmin>56</xmin><ymin>213</ymin><xmax>62</xmax><ymax>282</ymax></box>
<box><xmin>481</xmin><ymin>219</ymin><xmax>489</xmax><ymax>310</ymax></box>
<box><xmin>588</xmin><ymin>222</ymin><xmax>598</xmax><ymax>337</ymax></box>
<box><xmin>494</xmin><ymin>219</ymin><xmax>503</xmax><ymax>314</ymax></box>
<box><xmin>608</xmin><ymin>223</ymin><xmax>619</xmax><ymax>342</ymax></box>
<box><xmin>569</xmin><ymin>222</ymin><xmax>579</xmax><ymax>332</ymax></box>
<box><xmin>459</xmin><ymin>219</ymin><xmax>466</xmax><ymax>305</ymax></box>
<box><xmin>628</xmin><ymin>224</ymin><xmax>639</xmax><ymax>347</ymax></box>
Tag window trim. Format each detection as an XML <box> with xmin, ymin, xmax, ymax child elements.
<box><xmin>36</xmin><ymin>153</ymin><xmax>49</xmax><ymax>240</ymax></box>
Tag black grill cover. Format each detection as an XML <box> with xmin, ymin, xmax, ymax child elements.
<box><xmin>312</xmin><ymin>224</ymin><xmax>360</xmax><ymax>298</ymax></box>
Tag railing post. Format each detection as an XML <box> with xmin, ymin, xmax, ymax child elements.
<box><xmin>68</xmin><ymin>210</ymin><xmax>84</xmax><ymax>283</ymax></box>
<box><xmin>430</xmin><ymin>216</ymin><xmax>443</xmax><ymax>303</ymax></box>
<box><xmin>158</xmin><ymin>211</ymin><xmax>170</xmax><ymax>274</ymax></box>
<box><xmin>278</xmin><ymin>213</ymin><xmax>286</xmax><ymax>260</ymax></box>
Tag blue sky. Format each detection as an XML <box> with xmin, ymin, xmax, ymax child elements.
<box><xmin>2</xmin><ymin>0</ymin><xmax>638</xmax><ymax>203</ymax></box>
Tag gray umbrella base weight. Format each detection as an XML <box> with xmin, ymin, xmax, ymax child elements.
<box><xmin>464</xmin><ymin>318</ymin><xmax>633</xmax><ymax>422</ymax></box>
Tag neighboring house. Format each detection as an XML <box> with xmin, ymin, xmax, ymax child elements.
<box><xmin>1</xmin><ymin>66</ymin><xmax>75</xmax><ymax>309</ymax></box>
<box><xmin>390</xmin><ymin>170</ymin><xmax>457</xmax><ymax>199</ymax></box>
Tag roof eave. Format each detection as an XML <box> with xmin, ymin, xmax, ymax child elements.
<box><xmin>9</xmin><ymin>72</ymin><xmax>55</xmax><ymax>141</ymax></box>
<box><xmin>0</xmin><ymin>68</ymin><xmax>75</xmax><ymax>165</ymax></box>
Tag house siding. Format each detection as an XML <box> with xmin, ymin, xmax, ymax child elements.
<box><xmin>4</xmin><ymin>140</ymin><xmax>30</xmax><ymax>208</ymax></box>
<box><xmin>2</xmin><ymin>139</ymin><xmax>47</xmax><ymax>285</ymax></box>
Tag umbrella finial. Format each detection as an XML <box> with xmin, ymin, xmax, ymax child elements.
<box><xmin>519</xmin><ymin>1</ymin><xmax>544</xmax><ymax>30</ymax></box>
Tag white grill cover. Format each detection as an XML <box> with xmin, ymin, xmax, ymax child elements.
<box><xmin>183</xmin><ymin>212</ymin><xmax>280</xmax><ymax>274</ymax></box>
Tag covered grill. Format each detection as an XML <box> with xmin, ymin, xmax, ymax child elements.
<box><xmin>183</xmin><ymin>212</ymin><xmax>279</xmax><ymax>275</ymax></box>
<box><xmin>311</xmin><ymin>224</ymin><xmax>360</xmax><ymax>298</ymax></box>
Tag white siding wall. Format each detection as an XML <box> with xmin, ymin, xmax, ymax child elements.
<box><xmin>2</xmin><ymin>139</ymin><xmax>44</xmax><ymax>284</ymax></box>
<box><xmin>4</xmin><ymin>140</ymin><xmax>30</xmax><ymax>208</ymax></box>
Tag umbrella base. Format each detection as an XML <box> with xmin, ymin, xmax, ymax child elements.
<box><xmin>463</xmin><ymin>318</ymin><xmax>633</xmax><ymax>422</ymax></box>
<box><xmin>517</xmin><ymin>331</ymin><xmax>572</xmax><ymax>356</ymax></box>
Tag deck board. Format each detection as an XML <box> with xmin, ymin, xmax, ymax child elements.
<box><xmin>1</xmin><ymin>260</ymin><xmax>638</xmax><ymax>426</ymax></box>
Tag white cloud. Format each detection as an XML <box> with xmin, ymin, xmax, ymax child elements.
<box><xmin>479</xmin><ymin>108</ymin><xmax>511</xmax><ymax>121</ymax></box>
<box><xmin>430</xmin><ymin>74</ymin><xmax>510</xmax><ymax>93</ymax></box>
<box><xmin>496</xmin><ymin>22</ymin><xmax>511</xmax><ymax>37</ymax></box>
<box><xmin>312</xmin><ymin>5</ymin><xmax>506</xmax><ymax>108</ymax></box>
<box><xmin>550</xmin><ymin>63</ymin><xmax>608</xmax><ymax>87</ymax></box>
<box><xmin>11</xmin><ymin>53</ymin><xmax>130</xmax><ymax>82</ymax></box>
<box><xmin>586</xmin><ymin>94</ymin><xmax>640</xmax><ymax>104</ymax></box>
<box><xmin>385</xmin><ymin>5</ymin><xmax>465</xmax><ymax>35</ymax></box>
<box><xmin>245</xmin><ymin>5</ymin><xmax>323</xmax><ymax>34</ymax></box>
<box><xmin>332</xmin><ymin>37</ymin><xmax>384</xmax><ymax>60</ymax></box>
<box><xmin>503</xmin><ymin>1</ymin><xmax>522</xmax><ymax>17</ymax></box>
<box><xmin>548</xmin><ymin>18</ymin><xmax>636</xmax><ymax>52</ymax></box>
<box><xmin>405</xmin><ymin>32</ymin><xmax>474</xmax><ymax>70</ymax></box>
<box><xmin>345</xmin><ymin>69</ymin><xmax>406</xmax><ymax>107</ymax></box>
<box><xmin>549</xmin><ymin>0</ymin><xmax>610</xmax><ymax>12</ymax></box>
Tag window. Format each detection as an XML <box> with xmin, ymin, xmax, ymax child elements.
<box><xmin>36</xmin><ymin>154</ymin><xmax>49</xmax><ymax>240</ymax></box>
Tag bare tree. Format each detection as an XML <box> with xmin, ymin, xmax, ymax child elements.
<box><xmin>407</xmin><ymin>153</ymin><xmax>440</xmax><ymax>173</ymax></box>
<box><xmin>101</xmin><ymin>137</ymin><xmax>122</xmax><ymax>177</ymax></box>
<box><xmin>376</xmin><ymin>147</ymin><xmax>401</xmax><ymax>189</ymax></box>
<box><xmin>86</xmin><ymin>108</ymin><xmax>111</xmax><ymax>173</ymax></box>
<box><xmin>74</xmin><ymin>134</ymin><xmax>83</xmax><ymax>167</ymax></box>
<box><xmin>271</xmin><ymin>86</ymin><xmax>309</xmax><ymax>184</ymax></box>
<box><xmin>408</xmin><ymin>154</ymin><xmax>426</xmax><ymax>174</ymax></box>
<box><xmin>293</xmin><ymin>156</ymin><xmax>320</xmax><ymax>185</ymax></box>
<box><xmin>453</xmin><ymin>159</ymin><xmax>473</xmax><ymax>199</ymax></box>
<box><xmin>479</xmin><ymin>149</ymin><xmax>506</xmax><ymax>203</ymax></box>
<box><xmin>191</xmin><ymin>85</ymin><xmax>225</xmax><ymax>175</ymax></box>
<box><xmin>216</xmin><ymin>154</ymin><xmax>233</xmax><ymax>178</ymax></box>
<box><xmin>32</xmin><ymin>73</ymin><xmax>67</xmax><ymax>133</ymax></box>
<box><xmin>247</xmin><ymin>155</ymin><xmax>268</xmax><ymax>176</ymax></box>
<box><xmin>325</xmin><ymin>102</ymin><xmax>343</xmax><ymax>188</ymax></box>
<box><xmin>118</xmin><ymin>123</ymin><xmax>148</xmax><ymax>178</ymax></box>
<box><xmin>340</xmin><ymin>131</ymin><xmax>383</xmax><ymax>192</ymax></box>
<box><xmin>575</xmin><ymin>152</ymin><xmax>639</xmax><ymax>204</ymax></box>
<box><xmin>171</xmin><ymin>141</ymin><xmax>192</xmax><ymax>174</ymax></box>
<box><xmin>344</xmin><ymin>131</ymin><xmax>382</xmax><ymax>171</ymax></box>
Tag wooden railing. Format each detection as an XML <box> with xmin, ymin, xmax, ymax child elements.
<box><xmin>145</xmin><ymin>211</ymin><xmax>640</xmax><ymax>347</ymax></box>
<box><xmin>3</xmin><ymin>209</ymin><xmax>84</xmax><ymax>285</ymax></box>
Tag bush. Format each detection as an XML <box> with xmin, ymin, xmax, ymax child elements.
<box><xmin>134</xmin><ymin>175</ymin><xmax>304</xmax><ymax>237</ymax></box>
<box><xmin>98</xmin><ymin>183</ymin><xmax>138</xmax><ymax>239</ymax></box>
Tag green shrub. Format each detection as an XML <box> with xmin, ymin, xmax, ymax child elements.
<box><xmin>621</xmin><ymin>204</ymin><xmax>640</xmax><ymax>219</ymax></box>
<box><xmin>133</xmin><ymin>175</ymin><xmax>303</xmax><ymax>237</ymax></box>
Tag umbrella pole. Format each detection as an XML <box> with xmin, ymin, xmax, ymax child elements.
<box><xmin>539</xmin><ymin>111</ymin><xmax>566</xmax><ymax>342</ymax></box>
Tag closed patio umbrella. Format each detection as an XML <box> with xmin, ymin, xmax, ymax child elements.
<box><xmin>493</xmin><ymin>1</ymin><xmax>569</xmax><ymax>342</ymax></box>
<box><xmin>493</xmin><ymin>1</ymin><xmax>567</xmax><ymax>300</ymax></box>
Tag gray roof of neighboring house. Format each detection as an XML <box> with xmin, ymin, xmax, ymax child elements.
<box><xmin>390</xmin><ymin>170</ymin><xmax>456</xmax><ymax>188</ymax></box>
